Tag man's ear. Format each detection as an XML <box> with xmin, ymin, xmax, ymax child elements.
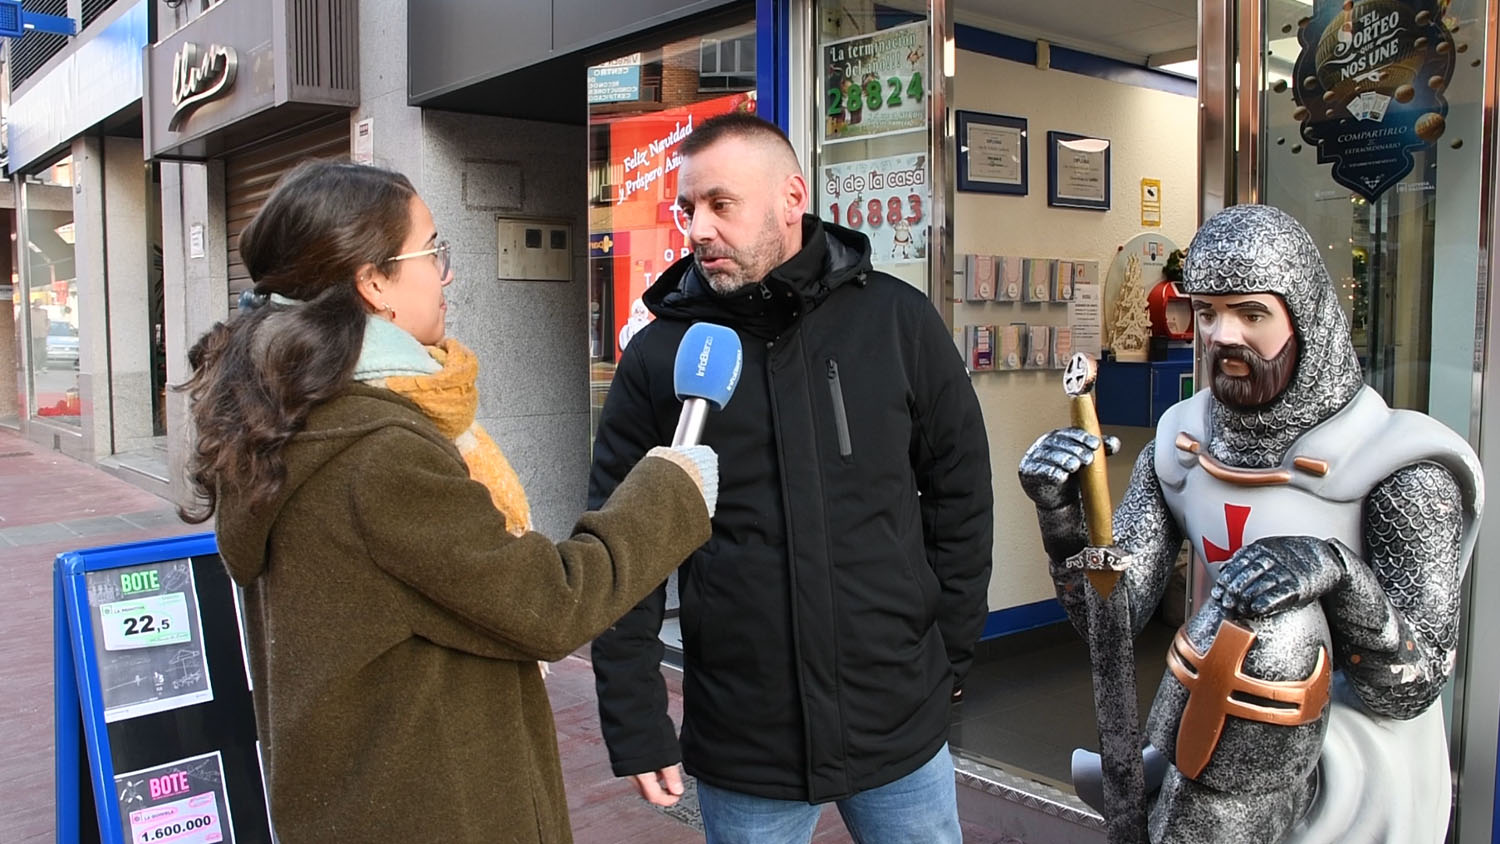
<box><xmin>784</xmin><ymin>172</ymin><xmax>810</xmax><ymax>224</ymax></box>
<box><xmin>353</xmin><ymin>263</ymin><xmax>385</xmax><ymax>312</ymax></box>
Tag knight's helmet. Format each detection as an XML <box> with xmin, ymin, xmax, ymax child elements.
<box><xmin>1145</xmin><ymin>601</ymin><xmax>1334</xmax><ymax>843</ymax></box>
<box><xmin>1180</xmin><ymin>204</ymin><xmax>1364</xmax><ymax>468</ymax></box>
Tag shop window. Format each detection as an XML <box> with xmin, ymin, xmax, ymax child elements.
<box><xmin>1261</xmin><ymin>0</ymin><xmax>1489</xmax><ymax>787</ymax></box>
<box><xmin>813</xmin><ymin>2</ymin><xmax>933</xmax><ymax>295</ymax></box>
<box><xmin>22</xmin><ymin>154</ymin><xmax>80</xmax><ymax>426</ymax></box>
<box><xmin>1263</xmin><ymin>0</ymin><xmax>1485</xmax><ymax>427</ymax></box>
<box><xmin>585</xmin><ymin>13</ymin><xmax>757</xmax><ymax>436</ymax></box>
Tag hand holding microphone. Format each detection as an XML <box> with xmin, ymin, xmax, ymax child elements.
<box><xmin>646</xmin><ymin>323</ymin><xmax>742</xmax><ymax>518</ymax></box>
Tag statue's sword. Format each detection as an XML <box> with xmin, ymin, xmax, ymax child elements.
<box><xmin>1063</xmin><ymin>353</ymin><xmax>1146</xmax><ymax>844</ymax></box>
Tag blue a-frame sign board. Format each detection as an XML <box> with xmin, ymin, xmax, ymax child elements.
<box><xmin>54</xmin><ymin>533</ymin><xmax>274</xmax><ymax>844</ymax></box>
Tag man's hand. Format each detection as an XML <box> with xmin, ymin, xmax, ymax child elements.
<box><xmin>631</xmin><ymin>765</ymin><xmax>686</xmax><ymax>807</ymax></box>
<box><xmin>1212</xmin><ymin>536</ymin><xmax>1347</xmax><ymax>618</ymax></box>
<box><xmin>1018</xmin><ymin>428</ymin><xmax>1120</xmax><ymax>511</ymax></box>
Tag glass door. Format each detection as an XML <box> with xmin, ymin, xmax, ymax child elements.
<box><xmin>1255</xmin><ymin>0</ymin><xmax>1492</xmax><ymax>838</ymax></box>
<box><xmin>1261</xmin><ymin>0</ymin><xmax>1485</xmax><ymax>428</ymax></box>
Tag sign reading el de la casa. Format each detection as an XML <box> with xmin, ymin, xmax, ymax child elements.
<box><xmin>1291</xmin><ymin>0</ymin><xmax>1457</xmax><ymax>201</ymax></box>
<box><xmin>169</xmin><ymin>42</ymin><xmax>239</xmax><ymax>131</ymax></box>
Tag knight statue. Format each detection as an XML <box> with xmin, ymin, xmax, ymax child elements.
<box><xmin>1018</xmin><ymin>204</ymin><xmax>1484</xmax><ymax>842</ymax></box>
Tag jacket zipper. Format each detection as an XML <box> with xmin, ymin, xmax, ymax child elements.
<box><xmin>826</xmin><ymin>359</ymin><xmax>853</xmax><ymax>459</ymax></box>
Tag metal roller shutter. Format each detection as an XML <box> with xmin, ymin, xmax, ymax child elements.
<box><xmin>224</xmin><ymin>119</ymin><xmax>351</xmax><ymax>308</ymax></box>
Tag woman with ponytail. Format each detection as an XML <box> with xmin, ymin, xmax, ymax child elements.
<box><xmin>181</xmin><ymin>161</ymin><xmax>716</xmax><ymax>842</ymax></box>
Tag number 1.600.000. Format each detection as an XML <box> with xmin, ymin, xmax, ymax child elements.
<box><xmin>140</xmin><ymin>814</ymin><xmax>213</xmax><ymax>841</ymax></box>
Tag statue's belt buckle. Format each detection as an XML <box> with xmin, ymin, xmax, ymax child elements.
<box><xmin>1065</xmin><ymin>546</ymin><xmax>1132</xmax><ymax>572</ymax></box>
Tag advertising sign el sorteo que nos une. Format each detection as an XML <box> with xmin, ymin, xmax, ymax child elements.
<box><xmin>1291</xmin><ymin>0</ymin><xmax>1456</xmax><ymax>201</ymax></box>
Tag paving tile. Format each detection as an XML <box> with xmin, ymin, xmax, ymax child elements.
<box><xmin>57</xmin><ymin>515</ymin><xmax>134</xmax><ymax>538</ymax></box>
<box><xmin>0</xmin><ymin>523</ymin><xmax>76</xmax><ymax>546</ymax></box>
<box><xmin>118</xmin><ymin>509</ymin><xmax>187</xmax><ymax>530</ymax></box>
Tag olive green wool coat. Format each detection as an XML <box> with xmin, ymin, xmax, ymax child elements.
<box><xmin>214</xmin><ymin>384</ymin><xmax>710</xmax><ymax>843</ymax></box>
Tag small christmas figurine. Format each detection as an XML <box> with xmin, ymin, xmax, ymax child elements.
<box><xmin>1111</xmin><ymin>254</ymin><xmax>1152</xmax><ymax>362</ymax></box>
<box><xmin>1163</xmin><ymin>248</ymin><xmax>1185</xmax><ymax>283</ymax></box>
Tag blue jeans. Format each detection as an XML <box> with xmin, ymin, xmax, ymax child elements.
<box><xmin>695</xmin><ymin>744</ymin><xmax>962</xmax><ymax>844</ymax></box>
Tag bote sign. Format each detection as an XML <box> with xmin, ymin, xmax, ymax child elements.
<box><xmin>168</xmin><ymin>42</ymin><xmax>238</xmax><ymax>131</ymax></box>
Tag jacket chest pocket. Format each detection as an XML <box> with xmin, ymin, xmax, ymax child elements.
<box><xmin>826</xmin><ymin>358</ymin><xmax>853</xmax><ymax>461</ymax></box>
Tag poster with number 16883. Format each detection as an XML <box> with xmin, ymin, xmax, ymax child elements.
<box><xmin>820</xmin><ymin>152</ymin><xmax>929</xmax><ymax>266</ymax></box>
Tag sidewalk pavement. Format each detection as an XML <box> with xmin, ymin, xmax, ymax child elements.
<box><xmin>0</xmin><ymin>427</ymin><xmax>1013</xmax><ymax>843</ymax></box>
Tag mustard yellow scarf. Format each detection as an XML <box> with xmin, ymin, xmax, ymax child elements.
<box><xmin>362</xmin><ymin>335</ymin><xmax>532</xmax><ymax>537</ymax></box>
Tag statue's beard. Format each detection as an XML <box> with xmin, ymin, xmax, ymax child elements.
<box><xmin>1209</xmin><ymin>334</ymin><xmax>1299</xmax><ymax>412</ymax></box>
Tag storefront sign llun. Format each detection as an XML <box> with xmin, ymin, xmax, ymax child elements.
<box><xmin>169</xmin><ymin>43</ymin><xmax>238</xmax><ymax>131</ymax></box>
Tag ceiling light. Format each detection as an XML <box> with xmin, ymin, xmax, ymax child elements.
<box><xmin>1155</xmin><ymin>59</ymin><xmax>1198</xmax><ymax>79</ymax></box>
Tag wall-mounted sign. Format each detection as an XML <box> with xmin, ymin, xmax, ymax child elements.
<box><xmin>1292</xmin><ymin>0</ymin><xmax>1456</xmax><ymax>201</ymax></box>
<box><xmin>956</xmin><ymin>110</ymin><xmax>1028</xmax><ymax>195</ymax></box>
<box><xmin>169</xmin><ymin>43</ymin><xmax>238</xmax><ymax>131</ymax></box>
<box><xmin>819</xmin><ymin>152</ymin><xmax>930</xmax><ymax>266</ymax></box>
<box><xmin>353</xmin><ymin>118</ymin><xmax>374</xmax><ymax>165</ymax></box>
<box><xmin>1141</xmin><ymin>178</ymin><xmax>1162</xmax><ymax>226</ymax></box>
<box><xmin>1048</xmin><ymin>131</ymin><xmax>1111</xmax><ymax>211</ymax></box>
<box><xmin>588</xmin><ymin>54</ymin><xmax>643</xmax><ymax>104</ymax></box>
<box><xmin>821</xmin><ymin>22</ymin><xmax>929</xmax><ymax>144</ymax></box>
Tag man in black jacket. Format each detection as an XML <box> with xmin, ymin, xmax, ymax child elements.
<box><xmin>589</xmin><ymin>113</ymin><xmax>992</xmax><ymax>843</ymax></box>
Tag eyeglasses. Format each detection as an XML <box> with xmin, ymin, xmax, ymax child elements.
<box><xmin>389</xmin><ymin>240</ymin><xmax>451</xmax><ymax>279</ymax></box>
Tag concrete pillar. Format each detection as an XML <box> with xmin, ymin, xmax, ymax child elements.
<box><xmin>0</xmin><ymin>209</ymin><xmax>18</xmax><ymax>423</ymax></box>
<box><xmin>163</xmin><ymin>160</ymin><xmax>229</xmax><ymax>510</ymax></box>
<box><xmin>103</xmin><ymin>136</ymin><xmax>155</xmax><ymax>453</ymax></box>
<box><xmin>69</xmin><ymin>135</ymin><xmax>108</xmax><ymax>460</ymax></box>
<box><xmin>354</xmin><ymin>0</ymin><xmax>424</xmax><ymax>188</ymax></box>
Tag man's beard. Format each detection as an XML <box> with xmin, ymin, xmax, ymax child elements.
<box><xmin>1209</xmin><ymin>333</ymin><xmax>1299</xmax><ymax>412</ymax></box>
<box><xmin>696</xmin><ymin>211</ymin><xmax>786</xmax><ymax>294</ymax></box>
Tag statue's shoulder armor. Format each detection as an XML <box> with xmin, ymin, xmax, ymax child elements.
<box><xmin>1153</xmin><ymin>386</ymin><xmax>1483</xmax><ymax>564</ymax></box>
<box><xmin>1153</xmin><ymin>389</ymin><xmax>1213</xmax><ymax>491</ymax></box>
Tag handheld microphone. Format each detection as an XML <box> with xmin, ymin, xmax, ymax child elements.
<box><xmin>671</xmin><ymin>322</ymin><xmax>743</xmax><ymax>446</ymax></box>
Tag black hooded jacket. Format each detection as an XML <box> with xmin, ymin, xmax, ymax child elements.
<box><xmin>589</xmin><ymin>216</ymin><xmax>993</xmax><ymax>802</ymax></box>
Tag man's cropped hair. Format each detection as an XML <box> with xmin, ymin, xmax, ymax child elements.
<box><xmin>681</xmin><ymin>112</ymin><xmax>796</xmax><ymax>159</ymax></box>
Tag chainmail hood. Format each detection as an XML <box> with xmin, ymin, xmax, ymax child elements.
<box><xmin>1181</xmin><ymin>204</ymin><xmax>1364</xmax><ymax>467</ymax></box>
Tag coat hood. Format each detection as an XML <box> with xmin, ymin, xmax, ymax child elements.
<box><xmin>643</xmin><ymin>215</ymin><xmax>872</xmax><ymax>338</ymax></box>
<box><xmin>214</xmin><ymin>384</ymin><xmax>452</xmax><ymax>585</ymax></box>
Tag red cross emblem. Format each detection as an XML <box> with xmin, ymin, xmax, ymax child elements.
<box><xmin>1202</xmin><ymin>503</ymin><xmax>1251</xmax><ymax>565</ymax></box>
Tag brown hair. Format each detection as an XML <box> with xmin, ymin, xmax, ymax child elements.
<box><xmin>178</xmin><ymin>161</ymin><xmax>416</xmax><ymax>522</ymax></box>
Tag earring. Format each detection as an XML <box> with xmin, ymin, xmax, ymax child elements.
<box><xmin>380</xmin><ymin>303</ymin><xmax>396</xmax><ymax>320</ymax></box>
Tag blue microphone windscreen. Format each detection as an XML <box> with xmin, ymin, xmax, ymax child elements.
<box><xmin>673</xmin><ymin>322</ymin><xmax>743</xmax><ymax>410</ymax></box>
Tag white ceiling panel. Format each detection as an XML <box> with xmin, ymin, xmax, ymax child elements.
<box><xmin>955</xmin><ymin>0</ymin><xmax>1201</xmax><ymax>64</ymax></box>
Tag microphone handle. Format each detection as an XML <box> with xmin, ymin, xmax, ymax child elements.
<box><xmin>672</xmin><ymin>398</ymin><xmax>710</xmax><ymax>446</ymax></box>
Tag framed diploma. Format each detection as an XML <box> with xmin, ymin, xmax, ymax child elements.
<box><xmin>1047</xmin><ymin>131</ymin><xmax>1111</xmax><ymax>210</ymax></box>
<box><xmin>957</xmin><ymin>111</ymin><xmax>1028</xmax><ymax>195</ymax></box>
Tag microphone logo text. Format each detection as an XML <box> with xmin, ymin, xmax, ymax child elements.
<box><xmin>697</xmin><ymin>336</ymin><xmax>713</xmax><ymax>377</ymax></box>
